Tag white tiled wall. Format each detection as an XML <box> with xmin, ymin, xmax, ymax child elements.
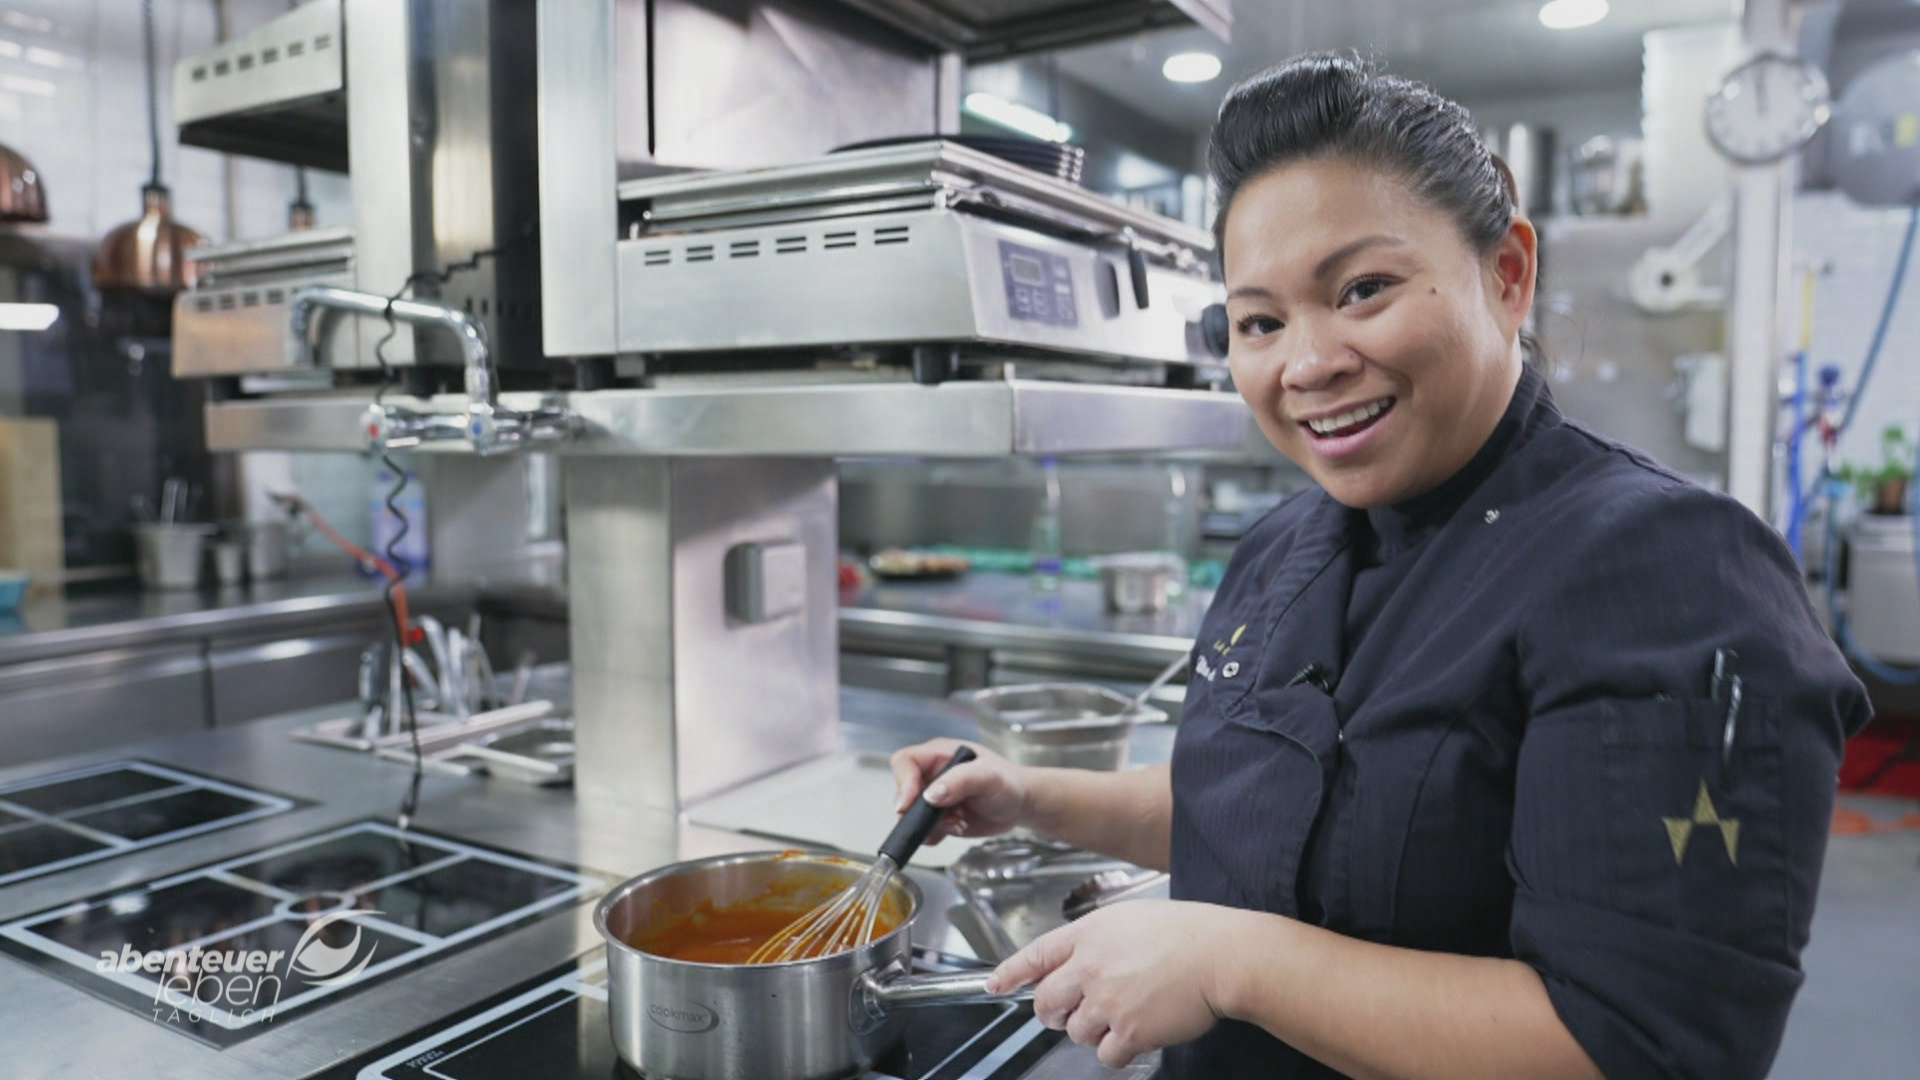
<box><xmin>3</xmin><ymin>0</ymin><xmax>364</xmax><ymax>555</ymax></box>
<box><xmin>1784</xmin><ymin>191</ymin><xmax>1920</xmax><ymax>511</ymax></box>
<box><xmin>0</xmin><ymin>0</ymin><xmax>349</xmax><ymax>245</ymax></box>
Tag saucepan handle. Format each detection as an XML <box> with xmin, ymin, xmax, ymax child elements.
<box><xmin>850</xmin><ymin>958</ymin><xmax>1034</xmax><ymax>1034</ymax></box>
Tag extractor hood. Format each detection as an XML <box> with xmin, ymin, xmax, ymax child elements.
<box><xmin>832</xmin><ymin>0</ymin><xmax>1231</xmax><ymax>59</ymax></box>
<box><xmin>173</xmin><ymin>0</ymin><xmax>345</xmax><ymax>172</ymax></box>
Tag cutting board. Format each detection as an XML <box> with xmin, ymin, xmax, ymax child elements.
<box><xmin>685</xmin><ymin>752</ymin><xmax>989</xmax><ymax>869</ymax></box>
<box><xmin>0</xmin><ymin>418</ymin><xmax>62</xmax><ymax>591</ymax></box>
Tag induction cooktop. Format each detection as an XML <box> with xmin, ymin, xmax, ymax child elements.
<box><xmin>0</xmin><ymin>820</ymin><xmax>606</xmax><ymax>1047</ymax></box>
<box><xmin>0</xmin><ymin>760</ymin><xmax>303</xmax><ymax>888</ymax></box>
<box><xmin>314</xmin><ymin>946</ymin><xmax>1066</xmax><ymax>1080</ymax></box>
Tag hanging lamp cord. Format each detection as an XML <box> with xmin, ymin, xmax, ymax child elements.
<box><xmin>143</xmin><ymin>0</ymin><xmax>160</xmax><ymax>189</ymax></box>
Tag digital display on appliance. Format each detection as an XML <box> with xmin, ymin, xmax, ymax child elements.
<box><xmin>997</xmin><ymin>240</ymin><xmax>1078</xmax><ymax>329</ymax></box>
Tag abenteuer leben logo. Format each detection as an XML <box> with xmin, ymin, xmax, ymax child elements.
<box><xmin>96</xmin><ymin>908</ymin><xmax>382</xmax><ymax>1027</ymax></box>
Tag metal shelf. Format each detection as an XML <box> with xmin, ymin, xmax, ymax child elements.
<box><xmin>204</xmin><ymin>379</ymin><xmax>1249</xmax><ymax>457</ymax></box>
<box><xmin>174</xmin><ymin>0</ymin><xmax>346</xmax><ymax>172</ymax></box>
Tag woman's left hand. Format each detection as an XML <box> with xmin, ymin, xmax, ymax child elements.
<box><xmin>985</xmin><ymin>899</ymin><xmax>1238</xmax><ymax>1068</ymax></box>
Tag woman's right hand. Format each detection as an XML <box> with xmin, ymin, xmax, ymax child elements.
<box><xmin>889</xmin><ymin>738</ymin><xmax>1031</xmax><ymax>843</ymax></box>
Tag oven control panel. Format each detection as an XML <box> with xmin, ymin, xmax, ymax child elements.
<box><xmin>998</xmin><ymin>240</ymin><xmax>1079</xmax><ymax>328</ymax></box>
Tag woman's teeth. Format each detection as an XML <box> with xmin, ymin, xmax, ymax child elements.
<box><xmin>1305</xmin><ymin>398</ymin><xmax>1393</xmax><ymax>437</ymax></box>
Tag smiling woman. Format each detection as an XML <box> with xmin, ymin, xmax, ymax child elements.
<box><xmin>890</xmin><ymin>50</ymin><xmax>1871</xmax><ymax>1080</ymax></box>
<box><xmin>1212</xmin><ymin>54</ymin><xmax>1533</xmax><ymax>509</ymax></box>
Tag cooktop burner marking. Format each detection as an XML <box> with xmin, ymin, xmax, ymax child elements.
<box><xmin>413</xmin><ymin>979</ymin><xmax>588</xmax><ymax>1080</ymax></box>
<box><xmin>957</xmin><ymin>1017</ymin><xmax>1050</xmax><ymax>1078</ymax></box>
<box><xmin>0</xmin><ymin>820</ymin><xmax>606</xmax><ymax>1047</ymax></box>
<box><xmin>207</xmin><ymin>868</ymin><xmax>297</xmax><ymax>900</ymax></box>
<box><xmin>0</xmin><ymin>761</ymin><xmax>301</xmax><ymax>888</ymax></box>
<box><xmin>344</xmin><ymin>949</ymin><xmax>1062</xmax><ymax>1080</ymax></box>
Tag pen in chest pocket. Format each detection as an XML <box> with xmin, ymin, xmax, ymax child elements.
<box><xmin>1711</xmin><ymin>648</ymin><xmax>1743</xmax><ymax>783</ymax></box>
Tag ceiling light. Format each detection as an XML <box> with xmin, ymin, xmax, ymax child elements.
<box><xmin>1539</xmin><ymin>0</ymin><xmax>1608</xmax><ymax>30</ymax></box>
<box><xmin>0</xmin><ymin>303</ymin><xmax>59</xmax><ymax>332</ymax></box>
<box><xmin>1162</xmin><ymin>52</ymin><xmax>1222</xmax><ymax>83</ymax></box>
<box><xmin>1</xmin><ymin>12</ymin><xmax>54</xmax><ymax>35</ymax></box>
<box><xmin>963</xmin><ymin>92</ymin><xmax>1073</xmax><ymax>143</ymax></box>
<box><xmin>25</xmin><ymin>46</ymin><xmax>78</xmax><ymax>70</ymax></box>
<box><xmin>0</xmin><ymin>73</ymin><xmax>53</xmax><ymax>96</ymax></box>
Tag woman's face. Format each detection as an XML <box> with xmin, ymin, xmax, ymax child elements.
<box><xmin>1221</xmin><ymin>158</ymin><xmax>1536</xmax><ymax>509</ymax></box>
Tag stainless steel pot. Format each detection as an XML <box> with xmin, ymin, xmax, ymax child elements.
<box><xmin>595</xmin><ymin>851</ymin><xmax>1029</xmax><ymax>1080</ymax></box>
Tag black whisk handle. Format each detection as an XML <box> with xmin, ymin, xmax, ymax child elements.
<box><xmin>879</xmin><ymin>746</ymin><xmax>977</xmax><ymax>867</ymax></box>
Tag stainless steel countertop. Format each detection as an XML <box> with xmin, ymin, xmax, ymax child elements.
<box><xmin>0</xmin><ymin>686</ymin><xmax>1141</xmax><ymax>1079</ymax></box>
<box><xmin>0</xmin><ymin>574</ymin><xmax>474</xmax><ymax>667</ymax></box>
<box><xmin>0</xmin><ymin>570</ymin><xmax>1203</xmax><ymax>673</ymax></box>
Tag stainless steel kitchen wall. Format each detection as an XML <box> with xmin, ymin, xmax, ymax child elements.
<box><xmin>1535</xmin><ymin>217</ymin><xmax>1728</xmax><ymax>488</ymax></box>
<box><xmin>0</xmin><ymin>0</ymin><xmax>351</xmax><ymax>243</ymax></box>
<box><xmin>838</xmin><ymin>459</ymin><xmax>1207</xmax><ymax>557</ymax></box>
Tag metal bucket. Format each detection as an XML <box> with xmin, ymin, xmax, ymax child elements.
<box><xmin>1092</xmin><ymin>553</ymin><xmax>1181</xmax><ymax>614</ymax></box>
<box><xmin>245</xmin><ymin>520</ymin><xmax>291</xmax><ymax>580</ymax></box>
<box><xmin>134</xmin><ymin>524</ymin><xmax>214</xmax><ymax>591</ymax></box>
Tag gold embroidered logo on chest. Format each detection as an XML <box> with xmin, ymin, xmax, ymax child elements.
<box><xmin>1211</xmin><ymin>624</ymin><xmax>1247</xmax><ymax>656</ymax></box>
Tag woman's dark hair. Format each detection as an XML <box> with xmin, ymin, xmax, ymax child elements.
<box><xmin>1208</xmin><ymin>52</ymin><xmax>1517</xmax><ymax>262</ymax></box>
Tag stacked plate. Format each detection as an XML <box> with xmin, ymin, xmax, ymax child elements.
<box><xmin>836</xmin><ymin>134</ymin><xmax>1086</xmax><ymax>186</ymax></box>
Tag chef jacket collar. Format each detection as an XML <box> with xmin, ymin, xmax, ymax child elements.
<box><xmin>1363</xmin><ymin>363</ymin><xmax>1556</xmax><ymax>560</ymax></box>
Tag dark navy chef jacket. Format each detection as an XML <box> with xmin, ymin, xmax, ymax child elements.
<box><xmin>1166</xmin><ymin>365</ymin><xmax>1872</xmax><ymax>1080</ymax></box>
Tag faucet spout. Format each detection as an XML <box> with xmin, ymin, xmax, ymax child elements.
<box><xmin>288</xmin><ymin>285</ymin><xmax>574</xmax><ymax>455</ymax></box>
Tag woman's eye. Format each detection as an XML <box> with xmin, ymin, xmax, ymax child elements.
<box><xmin>1341</xmin><ymin>276</ymin><xmax>1392</xmax><ymax>306</ymax></box>
<box><xmin>1235</xmin><ymin>314</ymin><xmax>1283</xmax><ymax>337</ymax></box>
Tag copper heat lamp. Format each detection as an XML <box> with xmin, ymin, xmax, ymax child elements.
<box><xmin>93</xmin><ymin>0</ymin><xmax>204</xmax><ymax>292</ymax></box>
<box><xmin>0</xmin><ymin>141</ymin><xmax>49</xmax><ymax>224</ymax></box>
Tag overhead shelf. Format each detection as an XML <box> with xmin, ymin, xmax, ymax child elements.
<box><xmin>204</xmin><ymin>379</ymin><xmax>1250</xmax><ymax>458</ymax></box>
<box><xmin>174</xmin><ymin>0</ymin><xmax>347</xmax><ymax>172</ymax></box>
<box><xmin>832</xmin><ymin>0</ymin><xmax>1230</xmax><ymax>59</ymax></box>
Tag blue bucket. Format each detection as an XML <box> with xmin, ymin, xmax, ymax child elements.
<box><xmin>0</xmin><ymin>571</ymin><xmax>30</xmax><ymax>614</ymax></box>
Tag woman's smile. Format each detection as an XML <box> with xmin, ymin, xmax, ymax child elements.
<box><xmin>1297</xmin><ymin>395</ymin><xmax>1397</xmax><ymax>460</ymax></box>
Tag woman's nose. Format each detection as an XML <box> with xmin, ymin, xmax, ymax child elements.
<box><xmin>1278</xmin><ymin>322</ymin><xmax>1363</xmax><ymax>393</ymax></box>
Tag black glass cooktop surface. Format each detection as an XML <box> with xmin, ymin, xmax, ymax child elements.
<box><xmin>0</xmin><ymin>760</ymin><xmax>302</xmax><ymax>887</ymax></box>
<box><xmin>0</xmin><ymin>820</ymin><xmax>607</xmax><ymax>1048</ymax></box>
<box><xmin>315</xmin><ymin>946</ymin><xmax>1065</xmax><ymax>1080</ymax></box>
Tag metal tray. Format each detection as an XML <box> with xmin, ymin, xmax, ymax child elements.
<box><xmin>944</xmin><ymin>837</ymin><xmax>1169</xmax><ymax>962</ymax></box>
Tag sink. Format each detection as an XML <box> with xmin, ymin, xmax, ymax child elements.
<box><xmin>455</xmin><ymin>717</ymin><xmax>575</xmax><ymax>786</ymax></box>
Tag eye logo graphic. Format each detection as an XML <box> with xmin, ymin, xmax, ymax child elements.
<box><xmin>288</xmin><ymin>910</ymin><xmax>380</xmax><ymax>987</ymax></box>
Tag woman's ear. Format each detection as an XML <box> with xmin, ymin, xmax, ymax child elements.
<box><xmin>1489</xmin><ymin>217</ymin><xmax>1538</xmax><ymax>335</ymax></box>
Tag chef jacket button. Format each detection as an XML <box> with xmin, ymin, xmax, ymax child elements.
<box><xmin>1484</xmin><ymin>508</ymin><xmax>1501</xmax><ymax>524</ymax></box>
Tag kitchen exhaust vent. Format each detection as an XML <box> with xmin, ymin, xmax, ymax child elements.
<box><xmin>829</xmin><ymin>0</ymin><xmax>1230</xmax><ymax>60</ymax></box>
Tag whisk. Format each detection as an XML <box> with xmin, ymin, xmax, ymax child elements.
<box><xmin>748</xmin><ymin>746</ymin><xmax>976</xmax><ymax>964</ymax></box>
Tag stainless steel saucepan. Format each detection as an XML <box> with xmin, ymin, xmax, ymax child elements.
<box><xmin>595</xmin><ymin>851</ymin><xmax>1032</xmax><ymax>1080</ymax></box>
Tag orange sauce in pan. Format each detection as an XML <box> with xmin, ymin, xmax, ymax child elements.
<box><xmin>623</xmin><ymin>855</ymin><xmax>910</xmax><ymax>965</ymax></box>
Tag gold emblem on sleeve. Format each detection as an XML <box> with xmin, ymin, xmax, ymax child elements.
<box><xmin>1663</xmin><ymin>780</ymin><xmax>1740</xmax><ymax>867</ymax></box>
